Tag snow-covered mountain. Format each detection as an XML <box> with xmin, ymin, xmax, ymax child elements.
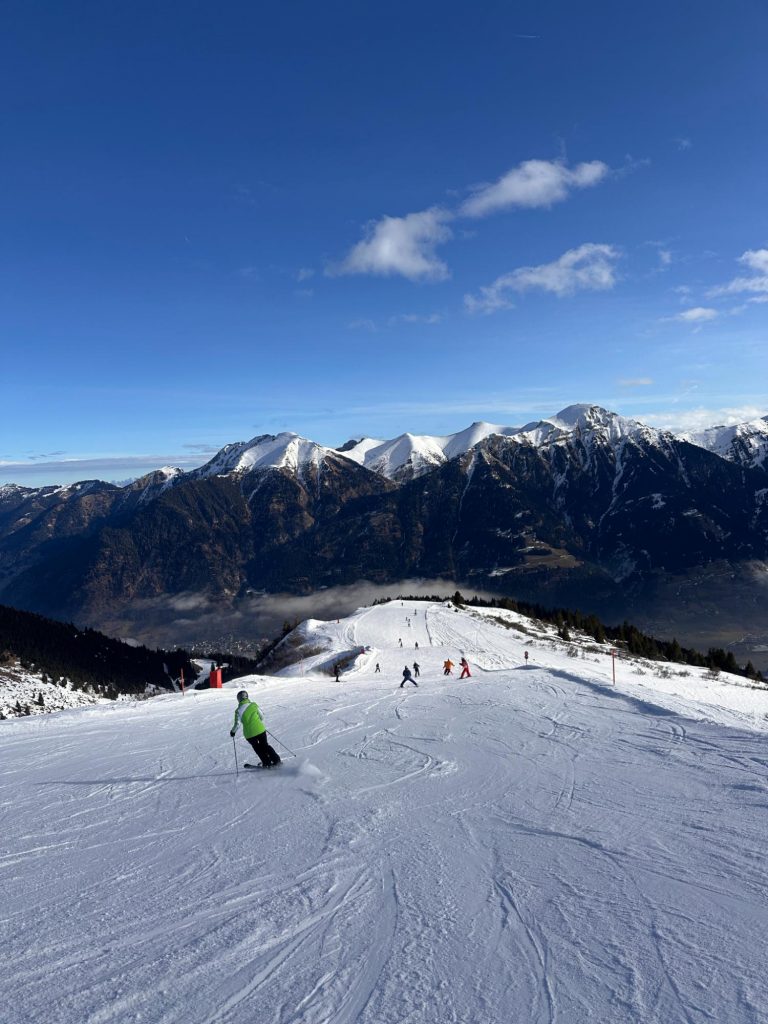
<box><xmin>513</xmin><ymin>402</ymin><xmax>664</xmax><ymax>447</ymax></box>
<box><xmin>340</xmin><ymin>421</ymin><xmax>520</xmax><ymax>481</ymax></box>
<box><xmin>339</xmin><ymin>405</ymin><xmax>671</xmax><ymax>481</ymax></box>
<box><xmin>189</xmin><ymin>432</ymin><xmax>337</xmax><ymax>479</ymax></box>
<box><xmin>682</xmin><ymin>416</ymin><xmax>768</xmax><ymax>471</ymax></box>
<box><xmin>4</xmin><ymin>600</ymin><xmax>768</xmax><ymax>1023</ymax></box>
<box><xmin>2</xmin><ymin>404</ymin><xmax>768</xmax><ymax>645</ymax></box>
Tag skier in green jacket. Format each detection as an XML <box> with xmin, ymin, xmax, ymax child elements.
<box><xmin>230</xmin><ymin>690</ymin><xmax>281</xmax><ymax>767</ymax></box>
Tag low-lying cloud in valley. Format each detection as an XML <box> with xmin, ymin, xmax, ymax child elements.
<box><xmin>106</xmin><ymin>580</ymin><xmax>498</xmax><ymax>653</ymax></box>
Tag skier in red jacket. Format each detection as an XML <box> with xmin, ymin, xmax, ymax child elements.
<box><xmin>459</xmin><ymin>657</ymin><xmax>471</xmax><ymax>679</ymax></box>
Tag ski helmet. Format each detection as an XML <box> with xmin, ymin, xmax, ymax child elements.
<box><xmin>237</xmin><ymin>690</ymin><xmax>249</xmax><ymax>702</ymax></box>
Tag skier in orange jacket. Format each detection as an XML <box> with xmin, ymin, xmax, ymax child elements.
<box><xmin>443</xmin><ymin>659</ymin><xmax>454</xmax><ymax>676</ymax></box>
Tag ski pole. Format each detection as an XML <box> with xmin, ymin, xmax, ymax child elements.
<box><xmin>267</xmin><ymin>730</ymin><xmax>296</xmax><ymax>758</ymax></box>
<box><xmin>232</xmin><ymin>735</ymin><xmax>239</xmax><ymax>777</ymax></box>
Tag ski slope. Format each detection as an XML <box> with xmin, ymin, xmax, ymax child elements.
<box><xmin>3</xmin><ymin>602</ymin><xmax>768</xmax><ymax>1024</ymax></box>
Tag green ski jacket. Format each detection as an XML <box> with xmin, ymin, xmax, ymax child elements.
<box><xmin>232</xmin><ymin>699</ymin><xmax>266</xmax><ymax>739</ymax></box>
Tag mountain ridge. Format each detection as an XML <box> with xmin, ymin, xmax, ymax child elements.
<box><xmin>3</xmin><ymin>404</ymin><xmax>766</xmax><ymax>494</ymax></box>
<box><xmin>2</xmin><ymin>404</ymin><xmax>767</xmax><ymax>667</ymax></box>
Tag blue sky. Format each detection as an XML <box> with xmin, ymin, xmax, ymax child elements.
<box><xmin>2</xmin><ymin>0</ymin><xmax>766</xmax><ymax>485</ymax></box>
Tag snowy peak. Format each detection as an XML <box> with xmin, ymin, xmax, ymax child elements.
<box><xmin>343</xmin><ymin>432</ymin><xmax>447</xmax><ymax>481</ymax></box>
<box><xmin>442</xmin><ymin>421</ymin><xmax>519</xmax><ymax>459</ymax></box>
<box><xmin>339</xmin><ymin>421</ymin><xmax>520</xmax><ymax>481</ymax></box>
<box><xmin>514</xmin><ymin>404</ymin><xmax>659</xmax><ymax>448</ymax></box>
<box><xmin>339</xmin><ymin>407</ymin><xmax>668</xmax><ymax>481</ymax></box>
<box><xmin>127</xmin><ymin>466</ymin><xmax>182</xmax><ymax>489</ymax></box>
<box><xmin>682</xmin><ymin>417</ymin><xmax>768</xmax><ymax>471</ymax></box>
<box><xmin>124</xmin><ymin>466</ymin><xmax>184</xmax><ymax>504</ymax></box>
<box><xmin>193</xmin><ymin>432</ymin><xmax>335</xmax><ymax>478</ymax></box>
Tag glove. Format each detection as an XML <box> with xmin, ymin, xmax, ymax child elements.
<box><xmin>230</xmin><ymin>729</ymin><xmax>236</xmax><ymax>737</ymax></box>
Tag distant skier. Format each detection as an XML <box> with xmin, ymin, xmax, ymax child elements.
<box><xmin>230</xmin><ymin>690</ymin><xmax>280</xmax><ymax>767</ymax></box>
<box><xmin>443</xmin><ymin>659</ymin><xmax>454</xmax><ymax>676</ymax></box>
<box><xmin>415</xmin><ymin>640</ymin><xmax>419</xmax><ymax>649</ymax></box>
<box><xmin>413</xmin><ymin>661</ymin><xmax>420</xmax><ymax>678</ymax></box>
<box><xmin>400</xmin><ymin>666</ymin><xmax>418</xmax><ymax>688</ymax></box>
<box><xmin>459</xmin><ymin>657</ymin><xmax>471</xmax><ymax>679</ymax></box>
<box><xmin>399</xmin><ymin>638</ymin><xmax>403</xmax><ymax>647</ymax></box>
<box><xmin>524</xmin><ymin>651</ymin><xmax>529</xmax><ymax>666</ymax></box>
<box><xmin>334</xmin><ymin>663</ymin><xmax>341</xmax><ymax>682</ymax></box>
<box><xmin>375</xmin><ymin>662</ymin><xmax>381</xmax><ymax>673</ymax></box>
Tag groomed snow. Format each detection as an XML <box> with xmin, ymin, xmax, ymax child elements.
<box><xmin>4</xmin><ymin>602</ymin><xmax>768</xmax><ymax>1023</ymax></box>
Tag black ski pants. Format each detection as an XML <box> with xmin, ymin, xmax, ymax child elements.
<box><xmin>247</xmin><ymin>732</ymin><xmax>280</xmax><ymax>767</ymax></box>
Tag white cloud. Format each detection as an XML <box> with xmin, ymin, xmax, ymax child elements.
<box><xmin>465</xmin><ymin>243</ymin><xmax>620</xmax><ymax>313</ymax></box>
<box><xmin>296</xmin><ymin>267</ymin><xmax>315</xmax><ymax>282</ymax></box>
<box><xmin>643</xmin><ymin>405</ymin><xmax>768</xmax><ymax>433</ymax></box>
<box><xmin>729</xmin><ymin>294</ymin><xmax>768</xmax><ymax>315</ymax></box>
<box><xmin>618</xmin><ymin>377</ymin><xmax>654</xmax><ymax>388</ymax></box>
<box><xmin>674</xmin><ymin>138</ymin><xmax>692</xmax><ymax>151</ymax></box>
<box><xmin>389</xmin><ymin>313</ymin><xmax>442</xmax><ymax>325</ymax></box>
<box><xmin>671</xmin><ymin>307</ymin><xmax>718</xmax><ymax>323</ymax></box>
<box><xmin>464</xmin><ymin>288</ymin><xmax>515</xmax><ymax>316</ymax></box>
<box><xmin>347</xmin><ymin>318</ymin><xmax>377</xmax><ymax>331</ymax></box>
<box><xmin>742</xmin><ymin>249</ymin><xmax>768</xmax><ymax>273</ymax></box>
<box><xmin>710</xmin><ymin>248</ymin><xmax>768</xmax><ymax>297</ymax></box>
<box><xmin>330</xmin><ymin>208</ymin><xmax>453</xmax><ymax>281</ymax></box>
<box><xmin>0</xmin><ymin>453</ymin><xmax>209</xmax><ymax>482</ymax></box>
<box><xmin>329</xmin><ymin>156</ymin><xmax>612</xmax><ymax>282</ymax></box>
<box><xmin>659</xmin><ymin>249</ymin><xmax>672</xmax><ymax>266</ymax></box>
<box><xmin>460</xmin><ymin>159</ymin><xmax>609</xmax><ymax>218</ymax></box>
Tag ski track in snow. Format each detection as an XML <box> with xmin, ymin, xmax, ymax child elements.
<box><xmin>3</xmin><ymin>601</ymin><xmax>768</xmax><ymax>1023</ymax></box>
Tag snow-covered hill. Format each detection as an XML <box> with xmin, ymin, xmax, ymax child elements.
<box><xmin>4</xmin><ymin>602</ymin><xmax>768</xmax><ymax>1023</ymax></box>
<box><xmin>0</xmin><ymin>661</ymin><xmax>112</xmax><ymax>717</ymax></box>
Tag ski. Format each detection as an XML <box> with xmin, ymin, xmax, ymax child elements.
<box><xmin>244</xmin><ymin>762</ymin><xmax>280</xmax><ymax>769</ymax></box>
